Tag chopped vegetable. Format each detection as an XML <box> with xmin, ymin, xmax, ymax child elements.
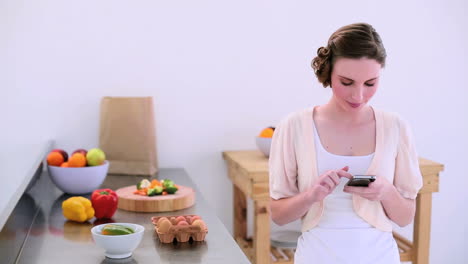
<box><xmin>162</xmin><ymin>179</ymin><xmax>174</xmax><ymax>189</ymax></box>
<box><xmin>134</xmin><ymin>178</ymin><xmax>178</xmax><ymax>196</ymax></box>
<box><xmin>150</xmin><ymin>179</ymin><xmax>161</xmax><ymax>187</ymax></box>
<box><xmin>148</xmin><ymin>186</ymin><xmax>163</xmax><ymax>196</ymax></box>
<box><xmin>136</xmin><ymin>179</ymin><xmax>151</xmax><ymax>190</ymax></box>
<box><xmin>101</xmin><ymin>224</ymin><xmax>135</xmax><ymax>235</ymax></box>
<box><xmin>165</xmin><ymin>185</ymin><xmax>178</xmax><ymax>194</ymax></box>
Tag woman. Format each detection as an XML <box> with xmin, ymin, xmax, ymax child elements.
<box><xmin>269</xmin><ymin>23</ymin><xmax>423</xmax><ymax>264</ymax></box>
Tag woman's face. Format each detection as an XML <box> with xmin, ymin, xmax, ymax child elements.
<box><xmin>330</xmin><ymin>57</ymin><xmax>382</xmax><ymax>111</ymax></box>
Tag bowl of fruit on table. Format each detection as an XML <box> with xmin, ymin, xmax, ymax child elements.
<box><xmin>47</xmin><ymin>148</ymin><xmax>109</xmax><ymax>194</ymax></box>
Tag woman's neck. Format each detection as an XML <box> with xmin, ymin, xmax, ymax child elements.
<box><xmin>318</xmin><ymin>98</ymin><xmax>374</xmax><ymax>126</ymax></box>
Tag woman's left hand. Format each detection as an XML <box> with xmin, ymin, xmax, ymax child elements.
<box><xmin>343</xmin><ymin>176</ymin><xmax>393</xmax><ymax>201</ymax></box>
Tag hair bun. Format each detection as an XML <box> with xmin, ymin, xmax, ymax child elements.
<box><xmin>311</xmin><ymin>46</ymin><xmax>332</xmax><ymax>87</ymax></box>
<box><xmin>317</xmin><ymin>46</ymin><xmax>331</xmax><ymax>58</ymax></box>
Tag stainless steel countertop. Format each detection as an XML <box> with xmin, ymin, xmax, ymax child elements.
<box><xmin>1</xmin><ymin>168</ymin><xmax>250</xmax><ymax>264</ymax></box>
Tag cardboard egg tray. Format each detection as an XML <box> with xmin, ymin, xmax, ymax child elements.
<box><xmin>151</xmin><ymin>215</ymin><xmax>208</xmax><ymax>243</ymax></box>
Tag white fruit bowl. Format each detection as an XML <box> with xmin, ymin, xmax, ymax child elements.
<box><xmin>255</xmin><ymin>137</ymin><xmax>272</xmax><ymax>157</ymax></box>
<box><xmin>47</xmin><ymin>161</ymin><xmax>109</xmax><ymax>194</ymax></box>
<box><xmin>91</xmin><ymin>223</ymin><xmax>144</xmax><ymax>259</ymax></box>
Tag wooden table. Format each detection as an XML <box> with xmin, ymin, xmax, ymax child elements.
<box><xmin>223</xmin><ymin>150</ymin><xmax>444</xmax><ymax>264</ymax></box>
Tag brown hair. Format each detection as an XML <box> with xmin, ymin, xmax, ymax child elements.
<box><xmin>311</xmin><ymin>23</ymin><xmax>387</xmax><ymax>88</ymax></box>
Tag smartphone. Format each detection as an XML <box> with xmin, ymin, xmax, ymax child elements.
<box><xmin>346</xmin><ymin>175</ymin><xmax>376</xmax><ymax>187</ymax></box>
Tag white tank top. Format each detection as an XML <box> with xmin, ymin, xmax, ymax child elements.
<box><xmin>313</xmin><ymin>124</ymin><xmax>375</xmax><ymax>229</ymax></box>
<box><xmin>294</xmin><ymin>123</ymin><xmax>400</xmax><ymax>264</ymax></box>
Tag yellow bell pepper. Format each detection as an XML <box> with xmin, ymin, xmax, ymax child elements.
<box><xmin>62</xmin><ymin>196</ymin><xmax>95</xmax><ymax>222</ymax></box>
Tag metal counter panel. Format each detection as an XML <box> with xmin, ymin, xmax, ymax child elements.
<box><xmin>5</xmin><ymin>168</ymin><xmax>249</xmax><ymax>264</ymax></box>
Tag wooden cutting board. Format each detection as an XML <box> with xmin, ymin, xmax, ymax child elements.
<box><xmin>115</xmin><ymin>185</ymin><xmax>195</xmax><ymax>212</ymax></box>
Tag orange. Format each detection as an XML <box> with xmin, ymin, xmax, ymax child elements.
<box><xmin>61</xmin><ymin>162</ymin><xmax>69</xmax><ymax>168</ymax></box>
<box><xmin>259</xmin><ymin>127</ymin><xmax>275</xmax><ymax>138</ymax></box>
<box><xmin>47</xmin><ymin>152</ymin><xmax>64</xmax><ymax>166</ymax></box>
<box><xmin>68</xmin><ymin>153</ymin><xmax>87</xmax><ymax>167</ymax></box>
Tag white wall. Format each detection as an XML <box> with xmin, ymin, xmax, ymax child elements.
<box><xmin>2</xmin><ymin>0</ymin><xmax>467</xmax><ymax>263</ymax></box>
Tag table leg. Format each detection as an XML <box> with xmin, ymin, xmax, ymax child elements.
<box><xmin>233</xmin><ymin>185</ymin><xmax>247</xmax><ymax>240</ymax></box>
<box><xmin>254</xmin><ymin>200</ymin><xmax>270</xmax><ymax>264</ymax></box>
<box><xmin>413</xmin><ymin>193</ymin><xmax>432</xmax><ymax>264</ymax></box>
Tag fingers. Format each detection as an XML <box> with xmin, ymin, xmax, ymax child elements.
<box><xmin>337</xmin><ymin>169</ymin><xmax>353</xmax><ymax>179</ymax></box>
<box><xmin>320</xmin><ymin>171</ymin><xmax>341</xmax><ymax>190</ymax></box>
<box><xmin>317</xmin><ymin>168</ymin><xmax>352</xmax><ymax>193</ymax></box>
<box><xmin>343</xmin><ymin>185</ymin><xmax>381</xmax><ymax>201</ymax></box>
<box><xmin>343</xmin><ymin>186</ymin><xmax>373</xmax><ymax>194</ymax></box>
<box><xmin>329</xmin><ymin>172</ymin><xmax>340</xmax><ymax>186</ymax></box>
<box><xmin>320</xmin><ymin>177</ymin><xmax>335</xmax><ymax>191</ymax></box>
<box><xmin>335</xmin><ymin>166</ymin><xmax>352</xmax><ymax>179</ymax></box>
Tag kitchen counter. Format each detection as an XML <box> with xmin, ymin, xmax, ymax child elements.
<box><xmin>0</xmin><ymin>167</ymin><xmax>250</xmax><ymax>264</ymax></box>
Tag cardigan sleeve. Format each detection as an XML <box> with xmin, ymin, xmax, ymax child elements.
<box><xmin>269</xmin><ymin>115</ymin><xmax>299</xmax><ymax>200</ymax></box>
<box><xmin>394</xmin><ymin>117</ymin><xmax>423</xmax><ymax>199</ymax></box>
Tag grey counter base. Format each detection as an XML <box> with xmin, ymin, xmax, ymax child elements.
<box><xmin>0</xmin><ymin>168</ymin><xmax>250</xmax><ymax>264</ymax></box>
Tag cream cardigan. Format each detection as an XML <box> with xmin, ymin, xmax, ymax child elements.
<box><xmin>269</xmin><ymin>106</ymin><xmax>423</xmax><ymax>232</ymax></box>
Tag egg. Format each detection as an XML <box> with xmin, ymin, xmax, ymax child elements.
<box><xmin>158</xmin><ymin>219</ymin><xmax>172</xmax><ymax>233</ymax></box>
<box><xmin>190</xmin><ymin>215</ymin><xmax>201</xmax><ymax>224</ymax></box>
<box><xmin>191</xmin><ymin>219</ymin><xmax>206</xmax><ymax>230</ymax></box>
<box><xmin>175</xmin><ymin>216</ymin><xmax>186</xmax><ymax>224</ymax></box>
<box><xmin>177</xmin><ymin>220</ymin><xmax>189</xmax><ymax>226</ymax></box>
<box><xmin>156</xmin><ymin>217</ymin><xmax>168</xmax><ymax>227</ymax></box>
<box><xmin>169</xmin><ymin>217</ymin><xmax>177</xmax><ymax>225</ymax></box>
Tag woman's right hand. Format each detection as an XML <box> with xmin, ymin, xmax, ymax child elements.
<box><xmin>307</xmin><ymin>166</ymin><xmax>353</xmax><ymax>203</ymax></box>
<box><xmin>270</xmin><ymin>166</ymin><xmax>353</xmax><ymax>226</ymax></box>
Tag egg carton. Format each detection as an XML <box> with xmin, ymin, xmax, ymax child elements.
<box><xmin>151</xmin><ymin>215</ymin><xmax>208</xmax><ymax>243</ymax></box>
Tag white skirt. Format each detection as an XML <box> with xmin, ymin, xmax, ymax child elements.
<box><xmin>294</xmin><ymin>227</ymin><xmax>400</xmax><ymax>264</ymax></box>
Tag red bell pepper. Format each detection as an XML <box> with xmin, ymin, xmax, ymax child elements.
<box><xmin>91</xmin><ymin>189</ymin><xmax>118</xmax><ymax>219</ymax></box>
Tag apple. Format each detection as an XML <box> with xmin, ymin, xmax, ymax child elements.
<box><xmin>86</xmin><ymin>148</ymin><xmax>106</xmax><ymax>166</ymax></box>
<box><xmin>51</xmin><ymin>149</ymin><xmax>68</xmax><ymax>161</ymax></box>
<box><xmin>72</xmin><ymin>149</ymin><xmax>87</xmax><ymax>157</ymax></box>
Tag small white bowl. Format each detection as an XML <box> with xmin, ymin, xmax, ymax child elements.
<box><xmin>91</xmin><ymin>223</ymin><xmax>144</xmax><ymax>259</ymax></box>
<box><xmin>255</xmin><ymin>137</ymin><xmax>272</xmax><ymax>157</ymax></box>
<box><xmin>48</xmin><ymin>161</ymin><xmax>109</xmax><ymax>194</ymax></box>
